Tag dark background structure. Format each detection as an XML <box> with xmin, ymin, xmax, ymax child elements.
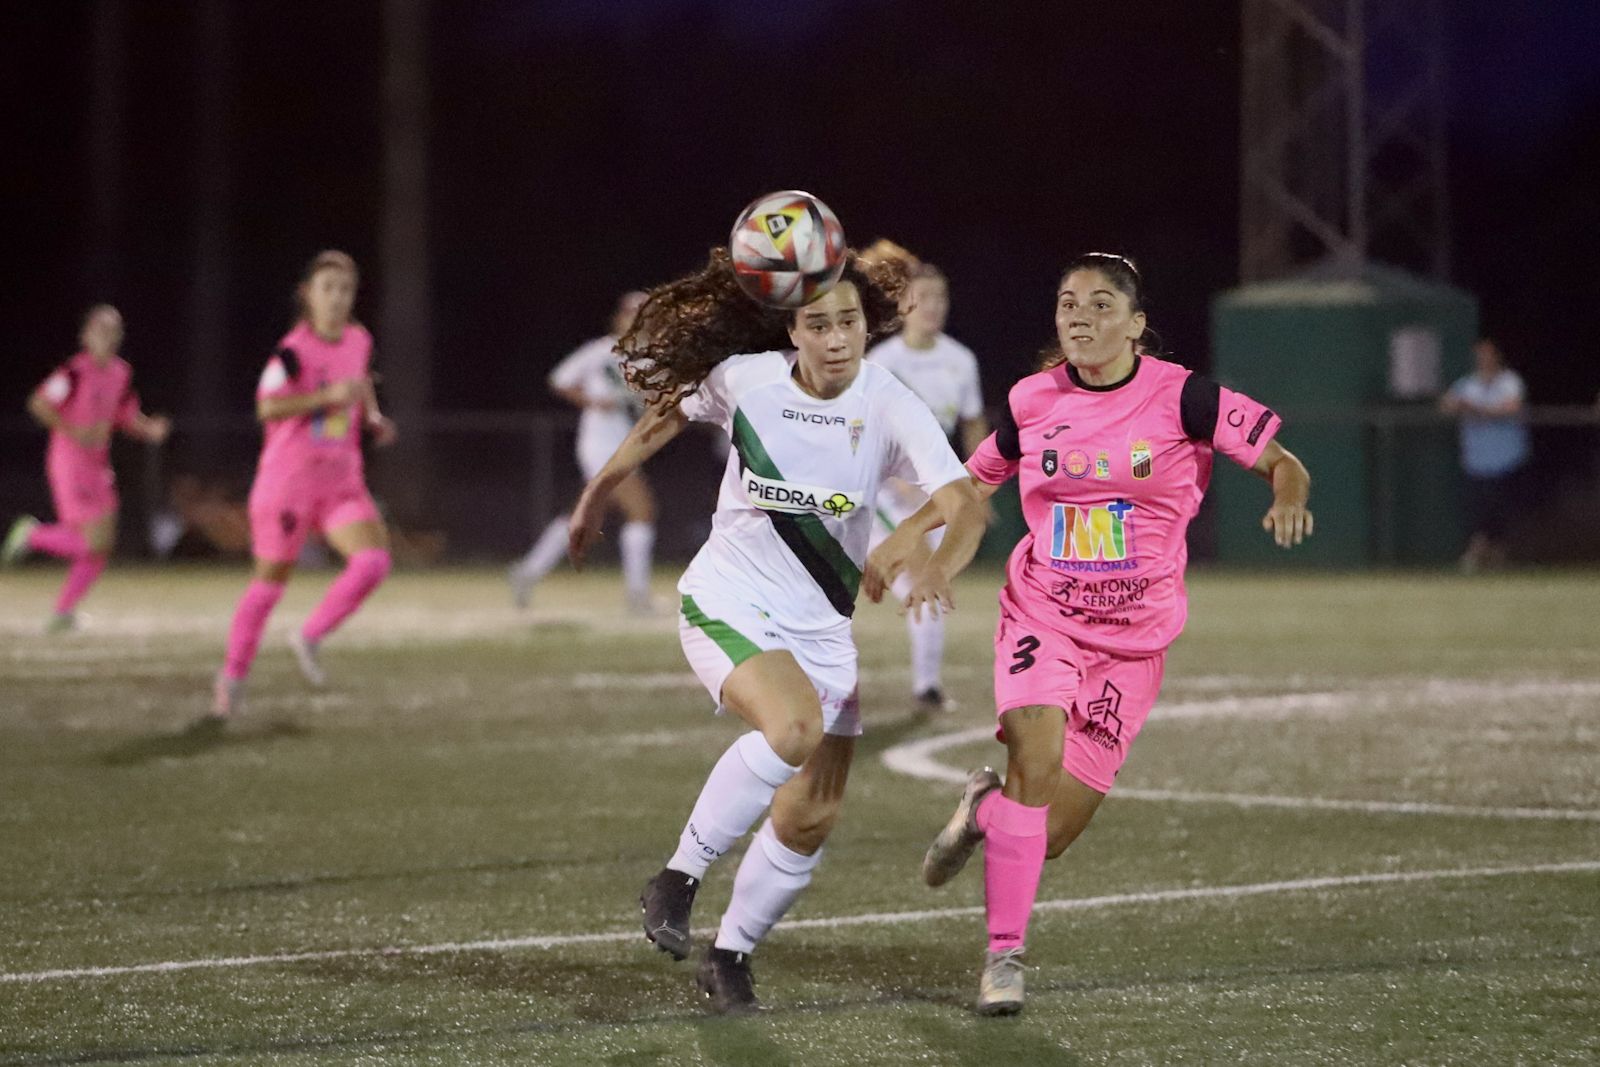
<box><xmin>4</xmin><ymin>2</ymin><xmax>1597</xmax><ymax>412</ymax></box>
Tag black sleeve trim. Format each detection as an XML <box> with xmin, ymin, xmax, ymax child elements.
<box><xmin>994</xmin><ymin>394</ymin><xmax>1022</xmax><ymax>461</ymax></box>
<box><xmin>275</xmin><ymin>346</ymin><xmax>302</xmax><ymax>381</ymax></box>
<box><xmin>1179</xmin><ymin>373</ymin><xmax>1221</xmax><ymax>442</ymax></box>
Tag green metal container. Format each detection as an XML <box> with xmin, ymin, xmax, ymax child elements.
<box><xmin>1210</xmin><ymin>262</ymin><xmax>1478</xmax><ymax>567</ymax></box>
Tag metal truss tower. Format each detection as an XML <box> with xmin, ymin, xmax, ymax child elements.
<box><xmin>1239</xmin><ymin>0</ymin><xmax>1451</xmax><ymax>282</ymax></box>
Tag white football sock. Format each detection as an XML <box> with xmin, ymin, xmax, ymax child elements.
<box><xmin>668</xmin><ymin>731</ymin><xmax>800</xmax><ymax>880</ymax></box>
<box><xmin>514</xmin><ymin>515</ymin><xmax>570</xmax><ymax>580</ymax></box>
<box><xmin>909</xmin><ymin>610</ymin><xmax>945</xmax><ymax>694</ymax></box>
<box><xmin>891</xmin><ymin>569</ymin><xmax>945</xmax><ymax>694</ymax></box>
<box><xmin>618</xmin><ymin>521</ymin><xmax>655</xmax><ymax>601</ymax></box>
<box><xmin>716</xmin><ymin>819</ymin><xmax>823</xmax><ymax>953</ymax></box>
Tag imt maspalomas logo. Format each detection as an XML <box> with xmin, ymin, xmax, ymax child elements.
<box><xmin>1049</xmin><ymin>500</ymin><xmax>1135</xmax><ymax>562</ymax></box>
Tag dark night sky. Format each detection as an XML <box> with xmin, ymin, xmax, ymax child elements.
<box><xmin>2</xmin><ymin>0</ymin><xmax>1598</xmax><ymax>422</ymax></box>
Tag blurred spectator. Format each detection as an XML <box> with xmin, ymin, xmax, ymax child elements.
<box><xmin>1439</xmin><ymin>338</ymin><xmax>1529</xmax><ymax>571</ymax></box>
<box><xmin>150</xmin><ymin>474</ymin><xmax>446</xmax><ymax>565</ymax></box>
<box><xmin>149</xmin><ymin>473</ymin><xmax>253</xmax><ymax>558</ymax></box>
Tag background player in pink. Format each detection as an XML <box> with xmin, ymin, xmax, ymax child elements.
<box><xmin>867</xmin><ymin>253</ymin><xmax>1314</xmax><ymax>1015</ymax></box>
<box><xmin>3</xmin><ymin>305</ymin><xmax>171</xmax><ymax>630</ymax></box>
<box><xmin>211</xmin><ymin>250</ymin><xmax>399</xmax><ymax>717</ymax></box>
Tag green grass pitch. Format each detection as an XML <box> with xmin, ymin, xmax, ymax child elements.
<box><xmin>2</xmin><ymin>564</ymin><xmax>1597</xmax><ymax>1065</ymax></box>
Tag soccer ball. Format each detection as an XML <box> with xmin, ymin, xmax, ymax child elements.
<box><xmin>728</xmin><ymin>190</ymin><xmax>848</xmax><ymax>309</ymax></box>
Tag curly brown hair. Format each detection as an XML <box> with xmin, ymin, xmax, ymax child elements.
<box><xmin>618</xmin><ymin>248</ymin><xmax>907</xmax><ymax>406</ymax></box>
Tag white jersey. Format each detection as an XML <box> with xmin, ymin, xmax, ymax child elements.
<box><xmin>548</xmin><ymin>335</ymin><xmax>640</xmax><ymax>475</ymax></box>
<box><xmin>678</xmin><ymin>351</ymin><xmax>970</xmax><ymax>633</ymax></box>
<box><xmin>868</xmin><ymin>333</ymin><xmax>983</xmax><ymax>437</ymax></box>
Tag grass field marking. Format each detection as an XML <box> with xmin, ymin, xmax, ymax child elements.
<box><xmin>1112</xmin><ymin>788</ymin><xmax>1600</xmax><ymax>822</ymax></box>
<box><xmin>880</xmin><ymin>699</ymin><xmax>1600</xmax><ymax>822</ymax></box>
<box><xmin>3</xmin><ymin>860</ymin><xmax>1596</xmax><ymax>986</ymax></box>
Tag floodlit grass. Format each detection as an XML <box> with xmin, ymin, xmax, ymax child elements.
<box><xmin>1</xmin><ymin>563</ymin><xmax>1597</xmax><ymax>1065</ymax></box>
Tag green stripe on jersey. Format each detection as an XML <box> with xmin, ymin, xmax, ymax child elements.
<box><xmin>729</xmin><ymin>408</ymin><xmax>862</xmax><ymax>615</ymax></box>
<box><xmin>731</xmin><ymin>409</ymin><xmax>782</xmax><ymax>480</ymax></box>
<box><xmin>681</xmin><ymin>595</ymin><xmax>762</xmax><ymax>665</ymax></box>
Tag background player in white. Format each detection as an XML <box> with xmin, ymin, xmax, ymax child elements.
<box><xmin>868</xmin><ymin>261</ymin><xmax>988</xmax><ymax>710</ymax></box>
<box><xmin>509</xmin><ymin>291</ymin><xmax>655</xmax><ymax>611</ymax></box>
<box><xmin>568</xmin><ymin>247</ymin><xmax>986</xmax><ymax>1013</ymax></box>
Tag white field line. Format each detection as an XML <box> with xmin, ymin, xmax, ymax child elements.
<box><xmin>880</xmin><ymin>683</ymin><xmax>1600</xmax><ymax>821</ymax></box>
<box><xmin>3</xmin><ymin>859</ymin><xmax>1596</xmax><ymax>986</ymax></box>
<box><xmin>1113</xmin><ymin>788</ymin><xmax>1600</xmax><ymax>822</ymax></box>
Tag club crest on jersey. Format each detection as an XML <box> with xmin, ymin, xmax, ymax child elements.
<box><xmin>1130</xmin><ymin>440</ymin><xmax>1153</xmax><ymax>480</ymax></box>
<box><xmin>1041</xmin><ymin>449</ymin><xmax>1058</xmax><ymax>477</ymax></box>
<box><xmin>1064</xmin><ymin>449</ymin><xmax>1090</xmax><ymax>479</ymax></box>
<box><xmin>1049</xmin><ymin>500</ymin><xmax>1135</xmax><ymax>562</ymax></box>
<box><xmin>849</xmin><ymin>418</ymin><xmax>864</xmax><ymax>454</ymax></box>
<box><xmin>745</xmin><ymin>471</ymin><xmax>863</xmax><ymax>519</ymax></box>
<box><xmin>1095</xmin><ymin>451</ymin><xmax>1111</xmax><ymax>479</ymax></box>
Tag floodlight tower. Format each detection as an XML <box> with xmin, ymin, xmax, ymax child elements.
<box><xmin>1239</xmin><ymin>0</ymin><xmax>1451</xmax><ymax>281</ymax></box>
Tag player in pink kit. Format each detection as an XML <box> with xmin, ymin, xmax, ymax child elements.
<box><xmin>867</xmin><ymin>253</ymin><xmax>1313</xmax><ymax>1015</ymax></box>
<box><xmin>210</xmin><ymin>251</ymin><xmax>398</xmax><ymax>717</ymax></box>
<box><xmin>4</xmin><ymin>305</ymin><xmax>171</xmax><ymax>630</ymax></box>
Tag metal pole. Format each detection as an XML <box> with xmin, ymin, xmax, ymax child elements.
<box><xmin>86</xmin><ymin>0</ymin><xmax>127</xmax><ymax>298</ymax></box>
<box><xmin>189</xmin><ymin>0</ymin><xmax>233</xmax><ymax>450</ymax></box>
<box><xmin>1346</xmin><ymin>0</ymin><xmax>1367</xmax><ymax>269</ymax></box>
<box><xmin>379</xmin><ymin>0</ymin><xmax>434</xmax><ymax>523</ymax></box>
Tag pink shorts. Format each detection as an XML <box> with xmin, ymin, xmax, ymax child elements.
<box><xmin>48</xmin><ymin>457</ymin><xmax>118</xmax><ymax>526</ymax></box>
<box><xmin>248</xmin><ymin>477</ymin><xmax>382</xmax><ymax>563</ymax></box>
<box><xmin>992</xmin><ymin>585</ymin><xmax>1166</xmax><ymax>794</ymax></box>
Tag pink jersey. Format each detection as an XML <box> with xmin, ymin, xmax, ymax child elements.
<box><xmin>35</xmin><ymin>352</ymin><xmax>139</xmax><ymax>470</ymax></box>
<box><xmin>968</xmin><ymin>355</ymin><xmax>1282</xmax><ymax>655</ymax></box>
<box><xmin>253</xmin><ymin>321</ymin><xmax>372</xmax><ymax>491</ymax></box>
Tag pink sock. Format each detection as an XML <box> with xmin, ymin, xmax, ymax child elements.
<box><xmin>301</xmin><ymin>549</ymin><xmax>391</xmax><ymax>644</ymax></box>
<box><xmin>29</xmin><ymin>524</ymin><xmax>87</xmax><ymax>560</ymax></box>
<box><xmin>224</xmin><ymin>579</ymin><xmax>285</xmax><ymax>681</ymax></box>
<box><xmin>977</xmin><ymin>791</ymin><xmax>1050</xmax><ymax>953</ymax></box>
<box><xmin>54</xmin><ymin>555</ymin><xmax>107</xmax><ymax>615</ymax></box>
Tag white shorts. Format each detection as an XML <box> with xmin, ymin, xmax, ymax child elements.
<box><xmin>677</xmin><ymin>587</ymin><xmax>861</xmax><ymax>737</ymax></box>
<box><xmin>576</xmin><ymin>425</ymin><xmax>630</xmax><ymax>481</ymax></box>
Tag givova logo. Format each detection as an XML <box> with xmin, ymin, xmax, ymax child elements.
<box><xmin>745</xmin><ymin>472</ymin><xmax>862</xmax><ymax>518</ymax></box>
<box><xmin>1049</xmin><ymin>500</ymin><xmax>1135</xmax><ymax>561</ymax></box>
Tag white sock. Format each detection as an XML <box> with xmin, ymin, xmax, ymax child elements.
<box><xmin>908</xmin><ymin>609</ymin><xmax>945</xmax><ymax>694</ymax></box>
<box><xmin>668</xmin><ymin>732</ymin><xmax>800</xmax><ymax>880</ymax></box>
<box><xmin>716</xmin><ymin>819</ymin><xmax>823</xmax><ymax>953</ymax></box>
<box><xmin>891</xmin><ymin>569</ymin><xmax>946</xmax><ymax>694</ymax></box>
<box><xmin>619</xmin><ymin>521</ymin><xmax>655</xmax><ymax>600</ymax></box>
<box><xmin>515</xmin><ymin>515</ymin><xmax>570</xmax><ymax>580</ymax></box>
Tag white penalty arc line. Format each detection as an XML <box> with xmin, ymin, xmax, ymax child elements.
<box><xmin>882</xmin><ymin>718</ymin><xmax>1600</xmax><ymax>823</ymax></box>
<box><xmin>3</xmin><ymin>860</ymin><xmax>1597</xmax><ymax>986</ymax></box>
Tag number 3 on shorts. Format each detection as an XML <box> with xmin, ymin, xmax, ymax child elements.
<box><xmin>1009</xmin><ymin>635</ymin><xmax>1041</xmax><ymax>675</ymax></box>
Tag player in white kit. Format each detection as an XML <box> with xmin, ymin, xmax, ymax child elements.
<box><xmin>868</xmin><ymin>262</ymin><xmax>988</xmax><ymax>710</ymax></box>
<box><xmin>510</xmin><ymin>292</ymin><xmax>655</xmax><ymax>611</ymax></box>
<box><xmin>569</xmin><ymin>248</ymin><xmax>987</xmax><ymax>1013</ymax></box>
